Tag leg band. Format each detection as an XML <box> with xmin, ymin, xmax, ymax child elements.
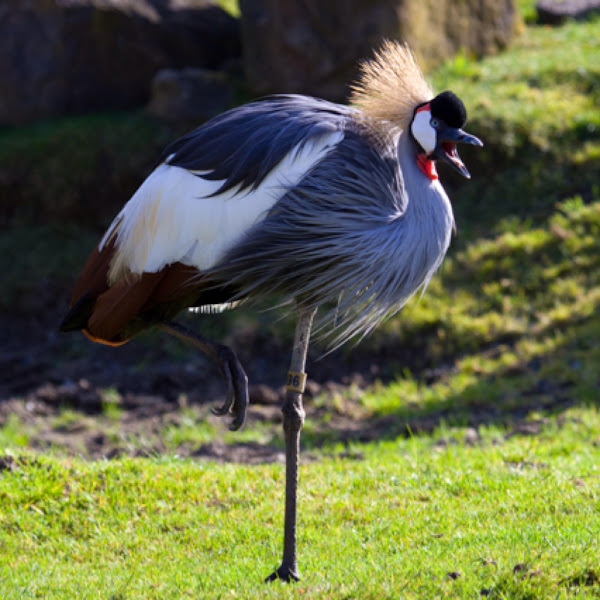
<box><xmin>286</xmin><ymin>371</ymin><xmax>307</xmax><ymax>393</ymax></box>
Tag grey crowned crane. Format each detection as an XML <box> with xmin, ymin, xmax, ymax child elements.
<box><xmin>60</xmin><ymin>41</ymin><xmax>482</xmax><ymax>581</ymax></box>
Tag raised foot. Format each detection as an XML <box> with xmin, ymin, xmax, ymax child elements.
<box><xmin>265</xmin><ymin>564</ymin><xmax>300</xmax><ymax>583</ymax></box>
<box><xmin>210</xmin><ymin>344</ymin><xmax>249</xmax><ymax>431</ymax></box>
<box><xmin>157</xmin><ymin>322</ymin><xmax>249</xmax><ymax>431</ymax></box>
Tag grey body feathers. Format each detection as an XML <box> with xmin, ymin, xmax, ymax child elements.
<box><xmin>186</xmin><ymin>96</ymin><xmax>454</xmax><ymax>348</ymax></box>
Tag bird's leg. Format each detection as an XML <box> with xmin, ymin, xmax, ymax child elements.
<box><xmin>158</xmin><ymin>321</ymin><xmax>248</xmax><ymax>431</ymax></box>
<box><xmin>265</xmin><ymin>307</ymin><xmax>316</xmax><ymax>583</ymax></box>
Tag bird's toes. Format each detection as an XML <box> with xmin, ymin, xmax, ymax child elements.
<box><xmin>211</xmin><ymin>357</ymin><xmax>235</xmax><ymax>417</ymax></box>
<box><xmin>228</xmin><ymin>373</ymin><xmax>248</xmax><ymax>431</ymax></box>
<box><xmin>211</xmin><ymin>403</ymin><xmax>231</xmax><ymax>417</ymax></box>
<box><xmin>212</xmin><ymin>346</ymin><xmax>249</xmax><ymax>430</ymax></box>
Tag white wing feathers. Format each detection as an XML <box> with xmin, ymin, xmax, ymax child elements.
<box><xmin>100</xmin><ymin>131</ymin><xmax>344</xmax><ymax>285</ymax></box>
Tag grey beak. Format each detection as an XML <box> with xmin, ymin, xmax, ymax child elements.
<box><xmin>431</xmin><ymin>126</ymin><xmax>483</xmax><ymax>179</ymax></box>
<box><xmin>447</xmin><ymin>129</ymin><xmax>484</xmax><ymax>147</ymax></box>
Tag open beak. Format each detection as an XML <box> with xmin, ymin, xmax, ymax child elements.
<box><xmin>431</xmin><ymin>125</ymin><xmax>483</xmax><ymax>179</ymax></box>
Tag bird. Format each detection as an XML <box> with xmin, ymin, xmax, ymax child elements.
<box><xmin>59</xmin><ymin>40</ymin><xmax>482</xmax><ymax>582</ymax></box>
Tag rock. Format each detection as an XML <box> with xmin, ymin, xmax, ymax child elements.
<box><xmin>247</xmin><ymin>383</ymin><xmax>282</xmax><ymax>405</ymax></box>
<box><xmin>0</xmin><ymin>0</ymin><xmax>240</xmax><ymax>126</ymax></box>
<box><xmin>536</xmin><ymin>0</ymin><xmax>600</xmax><ymax>24</ymax></box>
<box><xmin>400</xmin><ymin>0</ymin><xmax>518</xmax><ymax>69</ymax></box>
<box><xmin>147</xmin><ymin>67</ymin><xmax>237</xmax><ymax>124</ymax></box>
<box><xmin>240</xmin><ymin>0</ymin><xmax>518</xmax><ymax>101</ymax></box>
<box><xmin>0</xmin><ymin>455</ymin><xmax>18</xmax><ymax>472</ymax></box>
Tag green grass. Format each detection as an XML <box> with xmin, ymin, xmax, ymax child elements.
<box><xmin>0</xmin><ymin>111</ymin><xmax>174</xmax><ymax>226</ymax></box>
<box><xmin>2</xmin><ymin>3</ymin><xmax>600</xmax><ymax>598</ymax></box>
<box><xmin>1</xmin><ymin>412</ymin><xmax>599</xmax><ymax>599</ymax></box>
<box><xmin>337</xmin><ymin>194</ymin><xmax>600</xmax><ymax>427</ymax></box>
<box><xmin>0</xmin><ymin>222</ymin><xmax>98</xmax><ymax>314</ymax></box>
<box><xmin>216</xmin><ymin>0</ymin><xmax>240</xmax><ymax>17</ymax></box>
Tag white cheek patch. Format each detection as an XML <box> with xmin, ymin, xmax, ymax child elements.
<box><xmin>411</xmin><ymin>109</ymin><xmax>436</xmax><ymax>155</ymax></box>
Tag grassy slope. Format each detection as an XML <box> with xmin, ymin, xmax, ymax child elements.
<box><xmin>2</xmin><ymin>3</ymin><xmax>600</xmax><ymax>598</ymax></box>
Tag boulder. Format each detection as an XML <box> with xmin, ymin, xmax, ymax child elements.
<box><xmin>536</xmin><ymin>0</ymin><xmax>600</xmax><ymax>24</ymax></box>
<box><xmin>240</xmin><ymin>0</ymin><xmax>518</xmax><ymax>101</ymax></box>
<box><xmin>147</xmin><ymin>67</ymin><xmax>237</xmax><ymax>125</ymax></box>
<box><xmin>0</xmin><ymin>0</ymin><xmax>240</xmax><ymax>125</ymax></box>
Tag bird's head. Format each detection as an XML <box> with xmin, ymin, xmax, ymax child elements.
<box><xmin>410</xmin><ymin>90</ymin><xmax>483</xmax><ymax>180</ymax></box>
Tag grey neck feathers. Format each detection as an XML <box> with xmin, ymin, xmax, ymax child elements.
<box><xmin>397</xmin><ymin>130</ymin><xmax>455</xmax><ymax>238</ymax></box>
<box><xmin>209</xmin><ymin>128</ymin><xmax>455</xmax><ymax>350</ymax></box>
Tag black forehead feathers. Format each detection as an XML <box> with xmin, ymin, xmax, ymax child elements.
<box><xmin>429</xmin><ymin>90</ymin><xmax>467</xmax><ymax>128</ymax></box>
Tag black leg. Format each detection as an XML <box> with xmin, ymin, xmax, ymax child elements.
<box><xmin>158</xmin><ymin>321</ymin><xmax>249</xmax><ymax>431</ymax></box>
<box><xmin>266</xmin><ymin>307</ymin><xmax>316</xmax><ymax>582</ymax></box>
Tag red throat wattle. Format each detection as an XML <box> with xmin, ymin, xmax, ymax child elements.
<box><xmin>416</xmin><ymin>154</ymin><xmax>439</xmax><ymax>180</ymax></box>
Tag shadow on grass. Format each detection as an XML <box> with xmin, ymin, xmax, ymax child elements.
<box><xmin>300</xmin><ymin>304</ymin><xmax>600</xmax><ymax>449</ymax></box>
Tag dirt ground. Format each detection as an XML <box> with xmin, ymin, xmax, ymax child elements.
<box><xmin>0</xmin><ymin>299</ymin><xmax>410</xmax><ymax>463</ymax></box>
<box><xmin>0</xmin><ymin>291</ymin><xmax>578</xmax><ymax>464</ymax></box>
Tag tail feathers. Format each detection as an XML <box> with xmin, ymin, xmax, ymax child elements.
<box><xmin>59</xmin><ymin>272</ymin><xmax>164</xmax><ymax>345</ymax></box>
<box><xmin>59</xmin><ymin>292</ymin><xmax>134</xmax><ymax>346</ymax></box>
<box><xmin>59</xmin><ymin>295</ymin><xmax>96</xmax><ymax>333</ymax></box>
<box><xmin>70</xmin><ymin>238</ymin><xmax>117</xmax><ymax>306</ymax></box>
<box><xmin>59</xmin><ymin>234</ymin><xmax>114</xmax><ymax>338</ymax></box>
<box><xmin>61</xmin><ymin>236</ymin><xmax>230</xmax><ymax>345</ymax></box>
<box><xmin>85</xmin><ymin>272</ymin><xmax>164</xmax><ymax>343</ymax></box>
<box><xmin>82</xmin><ymin>329</ymin><xmax>130</xmax><ymax>347</ymax></box>
<box><xmin>59</xmin><ymin>237</ymin><xmax>133</xmax><ymax>344</ymax></box>
<box><xmin>146</xmin><ymin>262</ymin><xmax>203</xmax><ymax>305</ymax></box>
<box><xmin>61</xmin><ymin>254</ymin><xmax>210</xmax><ymax>345</ymax></box>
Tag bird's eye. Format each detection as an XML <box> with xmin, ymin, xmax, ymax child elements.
<box><xmin>430</xmin><ymin>118</ymin><xmax>440</xmax><ymax>128</ymax></box>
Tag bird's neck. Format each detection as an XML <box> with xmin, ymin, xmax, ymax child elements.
<box><xmin>396</xmin><ymin>131</ymin><xmax>453</xmax><ymax>227</ymax></box>
<box><xmin>416</xmin><ymin>153</ymin><xmax>439</xmax><ymax>180</ymax></box>
<box><xmin>398</xmin><ymin>131</ymin><xmax>439</xmax><ymax>188</ymax></box>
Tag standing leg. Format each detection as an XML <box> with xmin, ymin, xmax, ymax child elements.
<box><xmin>265</xmin><ymin>307</ymin><xmax>316</xmax><ymax>583</ymax></box>
<box><xmin>158</xmin><ymin>321</ymin><xmax>249</xmax><ymax>431</ymax></box>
